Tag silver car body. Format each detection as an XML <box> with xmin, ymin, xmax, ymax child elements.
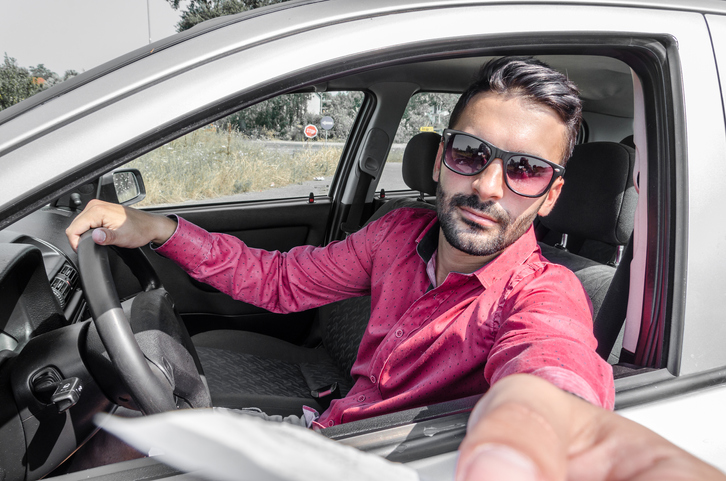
<box><xmin>2</xmin><ymin>0</ymin><xmax>726</xmax><ymax>478</ymax></box>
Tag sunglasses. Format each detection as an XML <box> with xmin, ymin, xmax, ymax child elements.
<box><xmin>441</xmin><ymin>129</ymin><xmax>565</xmax><ymax>198</ymax></box>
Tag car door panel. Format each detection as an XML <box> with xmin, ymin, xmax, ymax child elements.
<box><xmin>141</xmin><ymin>199</ymin><xmax>333</xmax><ymax>344</ymax></box>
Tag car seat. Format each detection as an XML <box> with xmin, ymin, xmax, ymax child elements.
<box><xmin>537</xmin><ymin>142</ymin><xmax>636</xmax><ymax>265</ymax></box>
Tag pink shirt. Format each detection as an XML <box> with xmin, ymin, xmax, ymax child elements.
<box><xmin>157</xmin><ymin>207</ymin><xmax>614</xmax><ymax>426</ymax></box>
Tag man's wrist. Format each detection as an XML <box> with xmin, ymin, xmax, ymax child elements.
<box><xmin>152</xmin><ymin>215</ymin><xmax>178</xmax><ymax>246</ymax></box>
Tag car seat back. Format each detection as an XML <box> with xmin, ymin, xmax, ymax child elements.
<box><xmin>538</xmin><ymin>141</ymin><xmax>637</xmax><ymax>265</ymax></box>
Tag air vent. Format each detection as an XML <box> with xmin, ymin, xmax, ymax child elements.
<box><xmin>51</xmin><ymin>263</ymin><xmax>78</xmax><ymax>309</ymax></box>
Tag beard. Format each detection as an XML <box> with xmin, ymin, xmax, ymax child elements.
<box><xmin>436</xmin><ymin>182</ymin><xmax>540</xmax><ymax>257</ymax></box>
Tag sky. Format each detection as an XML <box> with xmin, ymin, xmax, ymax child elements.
<box><xmin>0</xmin><ymin>0</ymin><xmax>187</xmax><ymax>75</ymax></box>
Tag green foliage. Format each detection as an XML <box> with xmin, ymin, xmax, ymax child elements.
<box><xmin>29</xmin><ymin>64</ymin><xmax>61</xmax><ymax>87</ymax></box>
<box><xmin>0</xmin><ymin>55</ymin><xmax>78</xmax><ymax>111</ymax></box>
<box><xmin>166</xmin><ymin>0</ymin><xmax>291</xmax><ymax>32</ymax></box>
<box><xmin>0</xmin><ymin>54</ymin><xmax>45</xmax><ymax>110</ymax></box>
<box><xmin>299</xmin><ymin>91</ymin><xmax>364</xmax><ymax>141</ymax></box>
<box><xmin>394</xmin><ymin>92</ymin><xmax>459</xmax><ymax>143</ymax></box>
<box><xmin>128</xmin><ymin>128</ymin><xmax>342</xmax><ymax>206</ymax></box>
<box><xmin>220</xmin><ymin>91</ymin><xmax>364</xmax><ymax>141</ymax></box>
<box><xmin>63</xmin><ymin>70</ymin><xmax>79</xmax><ymax>81</ymax></box>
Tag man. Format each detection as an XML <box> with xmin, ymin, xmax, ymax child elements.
<box><xmin>66</xmin><ymin>56</ymin><xmax>614</xmax><ymax>428</ymax></box>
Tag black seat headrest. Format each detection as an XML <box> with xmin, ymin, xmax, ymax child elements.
<box><xmin>401</xmin><ymin>132</ymin><xmax>440</xmax><ymax>195</ymax></box>
<box><xmin>539</xmin><ymin>142</ymin><xmax>637</xmax><ymax>246</ymax></box>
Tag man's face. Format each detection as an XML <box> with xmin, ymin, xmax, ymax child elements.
<box><xmin>433</xmin><ymin>92</ymin><xmax>567</xmax><ymax>258</ymax></box>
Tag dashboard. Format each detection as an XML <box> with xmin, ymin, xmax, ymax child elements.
<box><xmin>0</xmin><ymin>206</ymin><xmax>86</xmax><ymax>350</ymax></box>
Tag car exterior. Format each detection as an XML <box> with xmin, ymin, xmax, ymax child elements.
<box><xmin>2</xmin><ymin>0</ymin><xmax>726</xmax><ymax>479</ymax></box>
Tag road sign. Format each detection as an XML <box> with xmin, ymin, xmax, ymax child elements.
<box><xmin>321</xmin><ymin>116</ymin><xmax>334</xmax><ymax>130</ymax></box>
<box><xmin>304</xmin><ymin>124</ymin><xmax>318</xmax><ymax>138</ymax></box>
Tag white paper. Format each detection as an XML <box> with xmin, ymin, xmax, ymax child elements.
<box><xmin>98</xmin><ymin>408</ymin><xmax>421</xmax><ymax>481</ymax></box>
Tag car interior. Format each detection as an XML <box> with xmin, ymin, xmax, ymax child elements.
<box><xmin>1</xmin><ymin>44</ymin><xmax>678</xmax><ymax>479</ymax></box>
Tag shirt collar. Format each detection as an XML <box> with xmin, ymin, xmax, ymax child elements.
<box><xmin>416</xmin><ymin>216</ymin><xmax>440</xmax><ymax>263</ymax></box>
<box><xmin>415</xmin><ymin>219</ymin><xmax>539</xmax><ymax>290</ymax></box>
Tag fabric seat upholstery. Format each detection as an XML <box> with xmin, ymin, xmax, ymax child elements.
<box><xmin>194</xmin><ymin>297</ymin><xmax>371</xmax><ymax>414</ymax></box>
<box><xmin>538</xmin><ymin>142</ymin><xmax>636</xmax><ymax>264</ymax></box>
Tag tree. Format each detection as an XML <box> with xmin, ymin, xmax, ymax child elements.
<box><xmin>0</xmin><ymin>54</ymin><xmax>45</xmax><ymax>111</ymax></box>
<box><xmin>63</xmin><ymin>70</ymin><xmax>79</xmax><ymax>82</ymax></box>
<box><xmin>394</xmin><ymin>92</ymin><xmax>459</xmax><ymax>142</ymax></box>
<box><xmin>166</xmin><ymin>0</ymin><xmax>291</xmax><ymax>32</ymax></box>
<box><xmin>308</xmin><ymin>91</ymin><xmax>364</xmax><ymax>140</ymax></box>
<box><xmin>29</xmin><ymin>64</ymin><xmax>61</xmax><ymax>88</ymax></box>
<box><xmin>0</xmin><ymin>56</ymin><xmax>77</xmax><ymax>112</ymax></box>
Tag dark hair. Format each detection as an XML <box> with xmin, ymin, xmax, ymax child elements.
<box><xmin>449</xmin><ymin>56</ymin><xmax>582</xmax><ymax>164</ymax></box>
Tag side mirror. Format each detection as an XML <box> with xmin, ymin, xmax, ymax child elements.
<box><xmin>98</xmin><ymin>169</ymin><xmax>146</xmax><ymax>206</ymax></box>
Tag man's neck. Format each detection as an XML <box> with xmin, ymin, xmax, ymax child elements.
<box><xmin>434</xmin><ymin>227</ymin><xmax>499</xmax><ymax>286</ymax></box>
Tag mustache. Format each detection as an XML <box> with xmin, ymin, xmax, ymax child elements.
<box><xmin>450</xmin><ymin>194</ymin><xmax>509</xmax><ymax>225</ymax></box>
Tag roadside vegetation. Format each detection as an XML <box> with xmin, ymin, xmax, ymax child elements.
<box><xmin>128</xmin><ymin>127</ymin><xmax>343</xmax><ymax>206</ymax></box>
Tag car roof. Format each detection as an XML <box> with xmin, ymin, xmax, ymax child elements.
<box><xmin>0</xmin><ymin>0</ymin><xmax>721</xmax><ymax>128</ymax></box>
<box><xmin>0</xmin><ymin>0</ymin><xmax>710</xmax><ymax>226</ymax></box>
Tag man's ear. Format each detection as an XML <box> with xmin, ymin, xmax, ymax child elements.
<box><xmin>537</xmin><ymin>177</ymin><xmax>564</xmax><ymax>216</ymax></box>
<box><xmin>432</xmin><ymin>142</ymin><xmax>444</xmax><ymax>182</ymax></box>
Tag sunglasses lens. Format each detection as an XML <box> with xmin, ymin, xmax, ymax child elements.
<box><xmin>446</xmin><ymin>134</ymin><xmax>491</xmax><ymax>174</ymax></box>
<box><xmin>505</xmin><ymin>156</ymin><xmax>554</xmax><ymax>196</ymax></box>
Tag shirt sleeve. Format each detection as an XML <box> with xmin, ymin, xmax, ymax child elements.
<box><xmin>483</xmin><ymin>263</ymin><xmax>615</xmax><ymax>410</ymax></box>
<box><xmin>154</xmin><ymin>215</ymin><xmax>388</xmax><ymax>314</ymax></box>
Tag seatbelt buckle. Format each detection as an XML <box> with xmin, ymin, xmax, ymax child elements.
<box><xmin>311</xmin><ymin>382</ymin><xmax>341</xmax><ymax>411</ymax></box>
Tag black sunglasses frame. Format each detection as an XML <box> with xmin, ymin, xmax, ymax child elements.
<box><xmin>441</xmin><ymin>129</ymin><xmax>565</xmax><ymax>198</ymax></box>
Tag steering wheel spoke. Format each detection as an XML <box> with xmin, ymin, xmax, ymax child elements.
<box><xmin>78</xmin><ymin>231</ymin><xmax>211</xmax><ymax>414</ymax></box>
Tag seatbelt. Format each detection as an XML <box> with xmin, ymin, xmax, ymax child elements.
<box><xmin>340</xmin><ymin>169</ymin><xmax>375</xmax><ymax>235</ymax></box>
<box><xmin>594</xmin><ymin>234</ymin><xmax>634</xmax><ymax>361</ymax></box>
<box><xmin>310</xmin><ymin>382</ymin><xmax>342</xmax><ymax>411</ymax></box>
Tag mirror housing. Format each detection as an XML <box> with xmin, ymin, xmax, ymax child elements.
<box><xmin>97</xmin><ymin>169</ymin><xmax>146</xmax><ymax>206</ymax></box>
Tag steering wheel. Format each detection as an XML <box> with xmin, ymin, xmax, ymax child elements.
<box><xmin>77</xmin><ymin>231</ymin><xmax>211</xmax><ymax>414</ymax></box>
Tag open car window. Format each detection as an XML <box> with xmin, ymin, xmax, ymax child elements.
<box><xmin>128</xmin><ymin>91</ymin><xmax>364</xmax><ymax>207</ymax></box>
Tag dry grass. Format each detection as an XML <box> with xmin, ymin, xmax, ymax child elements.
<box><xmin>128</xmin><ymin>127</ymin><xmax>342</xmax><ymax>206</ymax></box>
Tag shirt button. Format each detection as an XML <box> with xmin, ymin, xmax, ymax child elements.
<box><xmin>357</xmin><ymin>395</ymin><xmax>366</xmax><ymax>402</ymax></box>
<box><xmin>395</xmin><ymin>329</ymin><xmax>404</xmax><ymax>338</ymax></box>
<box><xmin>370</xmin><ymin>375</ymin><xmax>376</xmax><ymax>384</ymax></box>
<box><xmin>328</xmin><ymin>420</ymin><xmax>335</xmax><ymax>427</ymax></box>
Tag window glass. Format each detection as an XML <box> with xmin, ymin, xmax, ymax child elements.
<box><xmin>378</xmin><ymin>92</ymin><xmax>459</xmax><ymax>192</ymax></box>
<box><xmin>129</xmin><ymin>91</ymin><xmax>364</xmax><ymax>207</ymax></box>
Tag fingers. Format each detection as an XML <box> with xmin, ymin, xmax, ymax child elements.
<box><xmin>457</xmin><ymin>374</ymin><xmax>726</xmax><ymax>481</ymax></box>
<box><xmin>65</xmin><ymin>199</ymin><xmax>176</xmax><ymax>251</ymax></box>
<box><xmin>66</xmin><ymin>200</ymin><xmax>121</xmax><ymax>251</ymax></box>
<box><xmin>457</xmin><ymin>375</ymin><xmax>571</xmax><ymax>481</ymax></box>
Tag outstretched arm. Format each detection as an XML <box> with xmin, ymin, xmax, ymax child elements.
<box><xmin>457</xmin><ymin>374</ymin><xmax>724</xmax><ymax>481</ymax></box>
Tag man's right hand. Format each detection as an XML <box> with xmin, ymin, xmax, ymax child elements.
<box><xmin>65</xmin><ymin>199</ymin><xmax>177</xmax><ymax>252</ymax></box>
<box><xmin>457</xmin><ymin>374</ymin><xmax>725</xmax><ymax>481</ymax></box>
